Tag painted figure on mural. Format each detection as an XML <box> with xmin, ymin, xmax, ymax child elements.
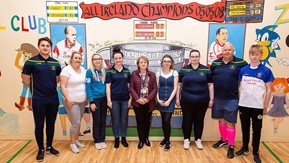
<box><xmin>14</xmin><ymin>43</ymin><xmax>38</xmax><ymax>111</ymax></box>
<box><xmin>267</xmin><ymin>78</ymin><xmax>289</xmax><ymax>133</ymax></box>
<box><xmin>256</xmin><ymin>25</ymin><xmax>281</xmax><ymax>67</ymax></box>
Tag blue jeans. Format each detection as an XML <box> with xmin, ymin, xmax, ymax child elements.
<box><xmin>91</xmin><ymin>97</ymin><xmax>107</xmax><ymax>143</ymax></box>
<box><xmin>111</xmin><ymin>100</ymin><xmax>129</xmax><ymax>138</ymax></box>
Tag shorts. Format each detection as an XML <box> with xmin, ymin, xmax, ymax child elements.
<box><xmin>212</xmin><ymin>98</ymin><xmax>239</xmax><ymax>123</ymax></box>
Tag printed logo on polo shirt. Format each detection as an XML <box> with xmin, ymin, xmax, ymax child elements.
<box><xmin>257</xmin><ymin>73</ymin><xmax>262</xmax><ymax>78</ymax></box>
<box><xmin>123</xmin><ymin>73</ymin><xmax>128</xmax><ymax>78</ymax></box>
<box><xmin>257</xmin><ymin>114</ymin><xmax>262</xmax><ymax>119</ymax></box>
<box><xmin>50</xmin><ymin>66</ymin><xmax>56</xmax><ymax>71</ymax></box>
<box><xmin>199</xmin><ymin>72</ymin><xmax>205</xmax><ymax>76</ymax></box>
<box><xmin>229</xmin><ymin>65</ymin><xmax>236</xmax><ymax>70</ymax></box>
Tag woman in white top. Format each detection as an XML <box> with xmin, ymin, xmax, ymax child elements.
<box><xmin>60</xmin><ymin>51</ymin><xmax>87</xmax><ymax>154</ymax></box>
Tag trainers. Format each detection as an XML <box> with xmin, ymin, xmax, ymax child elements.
<box><xmin>95</xmin><ymin>143</ymin><xmax>102</xmax><ymax>150</ymax></box>
<box><xmin>235</xmin><ymin>148</ymin><xmax>249</xmax><ymax>157</ymax></box>
<box><xmin>83</xmin><ymin>129</ymin><xmax>91</xmax><ymax>135</ymax></box>
<box><xmin>195</xmin><ymin>139</ymin><xmax>203</xmax><ymax>150</ymax></box>
<box><xmin>76</xmin><ymin>140</ymin><xmax>86</xmax><ymax>148</ymax></box>
<box><xmin>227</xmin><ymin>145</ymin><xmax>234</xmax><ymax>159</ymax></box>
<box><xmin>159</xmin><ymin>139</ymin><xmax>166</xmax><ymax>147</ymax></box>
<box><xmin>70</xmin><ymin>144</ymin><xmax>79</xmax><ymax>154</ymax></box>
<box><xmin>101</xmin><ymin>142</ymin><xmax>107</xmax><ymax>149</ymax></box>
<box><xmin>46</xmin><ymin>147</ymin><xmax>59</xmax><ymax>156</ymax></box>
<box><xmin>183</xmin><ymin>139</ymin><xmax>190</xmax><ymax>150</ymax></box>
<box><xmin>36</xmin><ymin>150</ymin><xmax>44</xmax><ymax>162</ymax></box>
<box><xmin>253</xmin><ymin>153</ymin><xmax>262</xmax><ymax>163</ymax></box>
<box><xmin>114</xmin><ymin>137</ymin><xmax>120</xmax><ymax>148</ymax></box>
<box><xmin>164</xmin><ymin>142</ymin><xmax>171</xmax><ymax>151</ymax></box>
<box><xmin>212</xmin><ymin>139</ymin><xmax>228</xmax><ymax>148</ymax></box>
<box><xmin>121</xmin><ymin>137</ymin><xmax>129</xmax><ymax>147</ymax></box>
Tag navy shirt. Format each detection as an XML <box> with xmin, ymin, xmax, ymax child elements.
<box><xmin>22</xmin><ymin>54</ymin><xmax>61</xmax><ymax>99</ymax></box>
<box><xmin>106</xmin><ymin>65</ymin><xmax>131</xmax><ymax>101</ymax></box>
<box><xmin>211</xmin><ymin>56</ymin><xmax>247</xmax><ymax>100</ymax></box>
<box><xmin>179</xmin><ymin>64</ymin><xmax>212</xmax><ymax>102</ymax></box>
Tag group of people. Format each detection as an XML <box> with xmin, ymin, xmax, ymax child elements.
<box><xmin>22</xmin><ymin>37</ymin><xmax>273</xmax><ymax>163</ymax></box>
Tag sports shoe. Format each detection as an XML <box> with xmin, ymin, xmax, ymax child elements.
<box><xmin>95</xmin><ymin>143</ymin><xmax>102</xmax><ymax>150</ymax></box>
<box><xmin>121</xmin><ymin>137</ymin><xmax>129</xmax><ymax>147</ymax></box>
<box><xmin>159</xmin><ymin>139</ymin><xmax>166</xmax><ymax>147</ymax></box>
<box><xmin>164</xmin><ymin>142</ymin><xmax>171</xmax><ymax>151</ymax></box>
<box><xmin>183</xmin><ymin>139</ymin><xmax>190</xmax><ymax>150</ymax></box>
<box><xmin>235</xmin><ymin>148</ymin><xmax>249</xmax><ymax>157</ymax></box>
<box><xmin>76</xmin><ymin>140</ymin><xmax>85</xmax><ymax>148</ymax></box>
<box><xmin>212</xmin><ymin>139</ymin><xmax>228</xmax><ymax>148</ymax></box>
<box><xmin>70</xmin><ymin>144</ymin><xmax>80</xmax><ymax>154</ymax></box>
<box><xmin>83</xmin><ymin>129</ymin><xmax>91</xmax><ymax>135</ymax></box>
<box><xmin>227</xmin><ymin>145</ymin><xmax>234</xmax><ymax>159</ymax></box>
<box><xmin>114</xmin><ymin>137</ymin><xmax>120</xmax><ymax>148</ymax></box>
<box><xmin>101</xmin><ymin>142</ymin><xmax>107</xmax><ymax>149</ymax></box>
<box><xmin>253</xmin><ymin>153</ymin><xmax>262</xmax><ymax>163</ymax></box>
<box><xmin>46</xmin><ymin>147</ymin><xmax>59</xmax><ymax>156</ymax></box>
<box><xmin>195</xmin><ymin>139</ymin><xmax>203</xmax><ymax>150</ymax></box>
<box><xmin>36</xmin><ymin>150</ymin><xmax>44</xmax><ymax>162</ymax></box>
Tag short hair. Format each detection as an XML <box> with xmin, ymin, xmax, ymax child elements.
<box><xmin>38</xmin><ymin>37</ymin><xmax>52</xmax><ymax>47</ymax></box>
<box><xmin>137</xmin><ymin>56</ymin><xmax>149</xmax><ymax>69</ymax></box>
<box><xmin>112</xmin><ymin>50</ymin><xmax>124</xmax><ymax>58</ymax></box>
<box><xmin>189</xmin><ymin>49</ymin><xmax>200</xmax><ymax>57</ymax></box>
<box><xmin>223</xmin><ymin>42</ymin><xmax>235</xmax><ymax>50</ymax></box>
<box><xmin>249</xmin><ymin>44</ymin><xmax>263</xmax><ymax>54</ymax></box>
<box><xmin>216</xmin><ymin>27</ymin><xmax>227</xmax><ymax>35</ymax></box>
<box><xmin>69</xmin><ymin>51</ymin><xmax>82</xmax><ymax>64</ymax></box>
<box><xmin>161</xmin><ymin>55</ymin><xmax>175</xmax><ymax>70</ymax></box>
<box><xmin>64</xmin><ymin>25</ymin><xmax>74</xmax><ymax>34</ymax></box>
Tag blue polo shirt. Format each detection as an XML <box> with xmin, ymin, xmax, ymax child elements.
<box><xmin>105</xmin><ymin>65</ymin><xmax>131</xmax><ymax>101</ymax></box>
<box><xmin>179</xmin><ymin>64</ymin><xmax>212</xmax><ymax>102</ymax></box>
<box><xmin>211</xmin><ymin>57</ymin><xmax>247</xmax><ymax>100</ymax></box>
<box><xmin>22</xmin><ymin>54</ymin><xmax>61</xmax><ymax>99</ymax></box>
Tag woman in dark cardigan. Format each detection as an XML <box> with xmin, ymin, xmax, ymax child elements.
<box><xmin>129</xmin><ymin>56</ymin><xmax>157</xmax><ymax>149</ymax></box>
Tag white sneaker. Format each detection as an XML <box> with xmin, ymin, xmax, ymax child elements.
<box><xmin>95</xmin><ymin>143</ymin><xmax>102</xmax><ymax>150</ymax></box>
<box><xmin>183</xmin><ymin>139</ymin><xmax>190</xmax><ymax>150</ymax></box>
<box><xmin>195</xmin><ymin>139</ymin><xmax>203</xmax><ymax>150</ymax></box>
<box><xmin>70</xmin><ymin>144</ymin><xmax>79</xmax><ymax>154</ymax></box>
<box><xmin>76</xmin><ymin>140</ymin><xmax>86</xmax><ymax>148</ymax></box>
<box><xmin>101</xmin><ymin>142</ymin><xmax>107</xmax><ymax>149</ymax></box>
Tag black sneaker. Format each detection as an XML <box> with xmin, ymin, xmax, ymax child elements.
<box><xmin>227</xmin><ymin>145</ymin><xmax>234</xmax><ymax>159</ymax></box>
<box><xmin>83</xmin><ymin>129</ymin><xmax>91</xmax><ymax>135</ymax></box>
<box><xmin>36</xmin><ymin>150</ymin><xmax>44</xmax><ymax>162</ymax></box>
<box><xmin>212</xmin><ymin>139</ymin><xmax>228</xmax><ymax>148</ymax></box>
<box><xmin>159</xmin><ymin>139</ymin><xmax>166</xmax><ymax>147</ymax></box>
<box><xmin>144</xmin><ymin>138</ymin><xmax>151</xmax><ymax>147</ymax></box>
<box><xmin>46</xmin><ymin>147</ymin><xmax>59</xmax><ymax>156</ymax></box>
<box><xmin>121</xmin><ymin>137</ymin><xmax>129</xmax><ymax>147</ymax></box>
<box><xmin>164</xmin><ymin>142</ymin><xmax>171</xmax><ymax>151</ymax></box>
<box><xmin>114</xmin><ymin>137</ymin><xmax>120</xmax><ymax>148</ymax></box>
<box><xmin>235</xmin><ymin>148</ymin><xmax>249</xmax><ymax>157</ymax></box>
<box><xmin>253</xmin><ymin>153</ymin><xmax>262</xmax><ymax>163</ymax></box>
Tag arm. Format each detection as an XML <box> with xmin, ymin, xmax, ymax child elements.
<box><xmin>176</xmin><ymin>83</ymin><xmax>182</xmax><ymax>107</ymax></box>
<box><xmin>106</xmin><ymin>83</ymin><xmax>112</xmax><ymax>108</ymax></box>
<box><xmin>21</xmin><ymin>74</ymin><xmax>31</xmax><ymax>87</ymax></box>
<box><xmin>85</xmin><ymin>70</ymin><xmax>96</xmax><ymax>111</ymax></box>
<box><xmin>129</xmin><ymin>73</ymin><xmax>142</xmax><ymax>104</ymax></box>
<box><xmin>208</xmin><ymin>83</ymin><xmax>214</xmax><ymax>108</ymax></box>
<box><xmin>263</xmin><ymin>82</ymin><xmax>272</xmax><ymax>114</ymax></box>
<box><xmin>163</xmin><ymin>76</ymin><xmax>178</xmax><ymax>107</ymax></box>
<box><xmin>56</xmin><ymin>76</ymin><xmax>60</xmax><ymax>83</ymax></box>
<box><xmin>60</xmin><ymin>75</ymin><xmax>74</xmax><ymax>110</ymax></box>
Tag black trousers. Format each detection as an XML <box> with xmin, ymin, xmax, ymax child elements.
<box><xmin>239</xmin><ymin>106</ymin><xmax>263</xmax><ymax>154</ymax></box>
<box><xmin>160</xmin><ymin>112</ymin><xmax>173</xmax><ymax>142</ymax></box>
<box><xmin>181</xmin><ymin>100</ymin><xmax>208</xmax><ymax>140</ymax></box>
<box><xmin>32</xmin><ymin>97</ymin><xmax>59</xmax><ymax>150</ymax></box>
<box><xmin>133</xmin><ymin>104</ymin><xmax>152</xmax><ymax>142</ymax></box>
<box><xmin>91</xmin><ymin>97</ymin><xmax>107</xmax><ymax>143</ymax></box>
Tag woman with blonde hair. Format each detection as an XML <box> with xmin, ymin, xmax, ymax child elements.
<box><xmin>60</xmin><ymin>51</ymin><xmax>87</xmax><ymax>154</ymax></box>
<box><xmin>85</xmin><ymin>53</ymin><xmax>107</xmax><ymax>150</ymax></box>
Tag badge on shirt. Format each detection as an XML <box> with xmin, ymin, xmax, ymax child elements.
<box><xmin>51</xmin><ymin>66</ymin><xmax>56</xmax><ymax>71</ymax></box>
<box><xmin>199</xmin><ymin>72</ymin><xmax>205</xmax><ymax>76</ymax></box>
<box><xmin>257</xmin><ymin>73</ymin><xmax>262</xmax><ymax>78</ymax></box>
<box><xmin>123</xmin><ymin>73</ymin><xmax>128</xmax><ymax>78</ymax></box>
<box><xmin>230</xmin><ymin>65</ymin><xmax>236</xmax><ymax>70</ymax></box>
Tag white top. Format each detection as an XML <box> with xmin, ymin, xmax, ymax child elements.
<box><xmin>60</xmin><ymin>65</ymin><xmax>87</xmax><ymax>102</ymax></box>
<box><xmin>156</xmin><ymin>69</ymin><xmax>178</xmax><ymax>78</ymax></box>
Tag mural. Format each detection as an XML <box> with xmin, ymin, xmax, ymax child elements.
<box><xmin>256</xmin><ymin>25</ymin><xmax>281</xmax><ymax>67</ymax></box>
<box><xmin>267</xmin><ymin>78</ymin><xmax>289</xmax><ymax>134</ymax></box>
<box><xmin>0</xmin><ymin>108</ymin><xmax>20</xmax><ymax>135</ymax></box>
<box><xmin>14</xmin><ymin>43</ymin><xmax>38</xmax><ymax>111</ymax></box>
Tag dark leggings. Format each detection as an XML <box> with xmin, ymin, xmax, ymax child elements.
<box><xmin>181</xmin><ymin>100</ymin><xmax>208</xmax><ymax>140</ymax></box>
<box><xmin>160</xmin><ymin>112</ymin><xmax>173</xmax><ymax>142</ymax></box>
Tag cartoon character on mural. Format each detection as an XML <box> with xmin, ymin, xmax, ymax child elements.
<box><xmin>256</xmin><ymin>25</ymin><xmax>281</xmax><ymax>67</ymax></box>
<box><xmin>14</xmin><ymin>43</ymin><xmax>38</xmax><ymax>111</ymax></box>
<box><xmin>267</xmin><ymin>78</ymin><xmax>289</xmax><ymax>133</ymax></box>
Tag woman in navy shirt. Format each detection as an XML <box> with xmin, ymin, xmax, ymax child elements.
<box><xmin>177</xmin><ymin>49</ymin><xmax>214</xmax><ymax>150</ymax></box>
<box><xmin>106</xmin><ymin>51</ymin><xmax>131</xmax><ymax>148</ymax></box>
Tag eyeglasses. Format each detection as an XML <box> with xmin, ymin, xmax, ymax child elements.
<box><xmin>92</xmin><ymin>58</ymin><xmax>102</xmax><ymax>61</ymax></box>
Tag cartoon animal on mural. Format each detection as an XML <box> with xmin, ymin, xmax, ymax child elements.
<box><xmin>267</xmin><ymin>78</ymin><xmax>289</xmax><ymax>134</ymax></box>
<box><xmin>14</xmin><ymin>43</ymin><xmax>38</xmax><ymax>111</ymax></box>
<box><xmin>256</xmin><ymin>25</ymin><xmax>281</xmax><ymax>67</ymax></box>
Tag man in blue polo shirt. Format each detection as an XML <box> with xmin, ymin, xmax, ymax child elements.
<box><xmin>211</xmin><ymin>43</ymin><xmax>247</xmax><ymax>159</ymax></box>
<box><xmin>22</xmin><ymin>37</ymin><xmax>61</xmax><ymax>162</ymax></box>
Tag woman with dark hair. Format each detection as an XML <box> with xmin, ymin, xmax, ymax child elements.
<box><xmin>130</xmin><ymin>56</ymin><xmax>157</xmax><ymax>149</ymax></box>
<box><xmin>156</xmin><ymin>55</ymin><xmax>178</xmax><ymax>151</ymax></box>
<box><xmin>106</xmin><ymin>51</ymin><xmax>131</xmax><ymax>148</ymax></box>
<box><xmin>177</xmin><ymin>49</ymin><xmax>214</xmax><ymax>150</ymax></box>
